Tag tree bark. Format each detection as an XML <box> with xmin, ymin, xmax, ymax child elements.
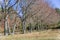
<box><xmin>7</xmin><ymin>20</ymin><xmax>11</xmax><ymax>35</ymax></box>
<box><xmin>12</xmin><ymin>23</ymin><xmax>16</xmax><ymax>35</ymax></box>
<box><xmin>4</xmin><ymin>15</ymin><xmax>9</xmax><ymax>36</ymax></box>
<box><xmin>22</xmin><ymin>21</ymin><xmax>26</xmax><ymax>34</ymax></box>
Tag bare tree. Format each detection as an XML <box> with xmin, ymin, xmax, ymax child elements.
<box><xmin>16</xmin><ymin>0</ymin><xmax>37</xmax><ymax>33</ymax></box>
<box><xmin>0</xmin><ymin>0</ymin><xmax>18</xmax><ymax>35</ymax></box>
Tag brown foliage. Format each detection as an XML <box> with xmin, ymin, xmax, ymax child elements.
<box><xmin>25</xmin><ymin>0</ymin><xmax>60</xmax><ymax>27</ymax></box>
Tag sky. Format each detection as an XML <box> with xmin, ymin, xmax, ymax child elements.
<box><xmin>0</xmin><ymin>0</ymin><xmax>60</xmax><ymax>16</ymax></box>
<box><xmin>0</xmin><ymin>0</ymin><xmax>60</xmax><ymax>9</ymax></box>
<box><xmin>47</xmin><ymin>0</ymin><xmax>60</xmax><ymax>9</ymax></box>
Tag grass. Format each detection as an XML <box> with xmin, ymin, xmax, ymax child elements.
<box><xmin>0</xmin><ymin>29</ymin><xmax>60</xmax><ymax>40</ymax></box>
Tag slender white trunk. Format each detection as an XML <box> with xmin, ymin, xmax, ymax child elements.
<box><xmin>4</xmin><ymin>15</ymin><xmax>9</xmax><ymax>36</ymax></box>
<box><xmin>12</xmin><ymin>23</ymin><xmax>16</xmax><ymax>35</ymax></box>
<box><xmin>7</xmin><ymin>20</ymin><xmax>11</xmax><ymax>35</ymax></box>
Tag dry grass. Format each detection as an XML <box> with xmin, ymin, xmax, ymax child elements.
<box><xmin>0</xmin><ymin>29</ymin><xmax>60</xmax><ymax>40</ymax></box>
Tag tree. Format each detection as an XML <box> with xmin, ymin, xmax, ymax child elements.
<box><xmin>0</xmin><ymin>0</ymin><xmax>37</xmax><ymax>35</ymax></box>
<box><xmin>0</xmin><ymin>0</ymin><xmax>18</xmax><ymax>35</ymax></box>
<box><xmin>55</xmin><ymin>8</ymin><xmax>60</xmax><ymax>14</ymax></box>
<box><xmin>16</xmin><ymin>0</ymin><xmax>37</xmax><ymax>33</ymax></box>
<box><xmin>0</xmin><ymin>0</ymin><xmax>59</xmax><ymax>35</ymax></box>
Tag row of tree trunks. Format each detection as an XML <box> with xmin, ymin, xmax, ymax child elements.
<box><xmin>4</xmin><ymin>15</ymin><xmax>16</xmax><ymax>35</ymax></box>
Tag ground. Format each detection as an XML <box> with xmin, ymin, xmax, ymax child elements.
<box><xmin>0</xmin><ymin>29</ymin><xmax>60</xmax><ymax>40</ymax></box>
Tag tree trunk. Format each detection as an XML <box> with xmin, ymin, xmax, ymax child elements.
<box><xmin>22</xmin><ymin>21</ymin><xmax>26</xmax><ymax>34</ymax></box>
<box><xmin>12</xmin><ymin>24</ymin><xmax>16</xmax><ymax>35</ymax></box>
<box><xmin>8</xmin><ymin>20</ymin><xmax>11</xmax><ymax>35</ymax></box>
<box><xmin>29</xmin><ymin>23</ymin><xmax>32</xmax><ymax>33</ymax></box>
<box><xmin>4</xmin><ymin>15</ymin><xmax>9</xmax><ymax>36</ymax></box>
<box><xmin>37</xmin><ymin>25</ymin><xmax>39</xmax><ymax>31</ymax></box>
